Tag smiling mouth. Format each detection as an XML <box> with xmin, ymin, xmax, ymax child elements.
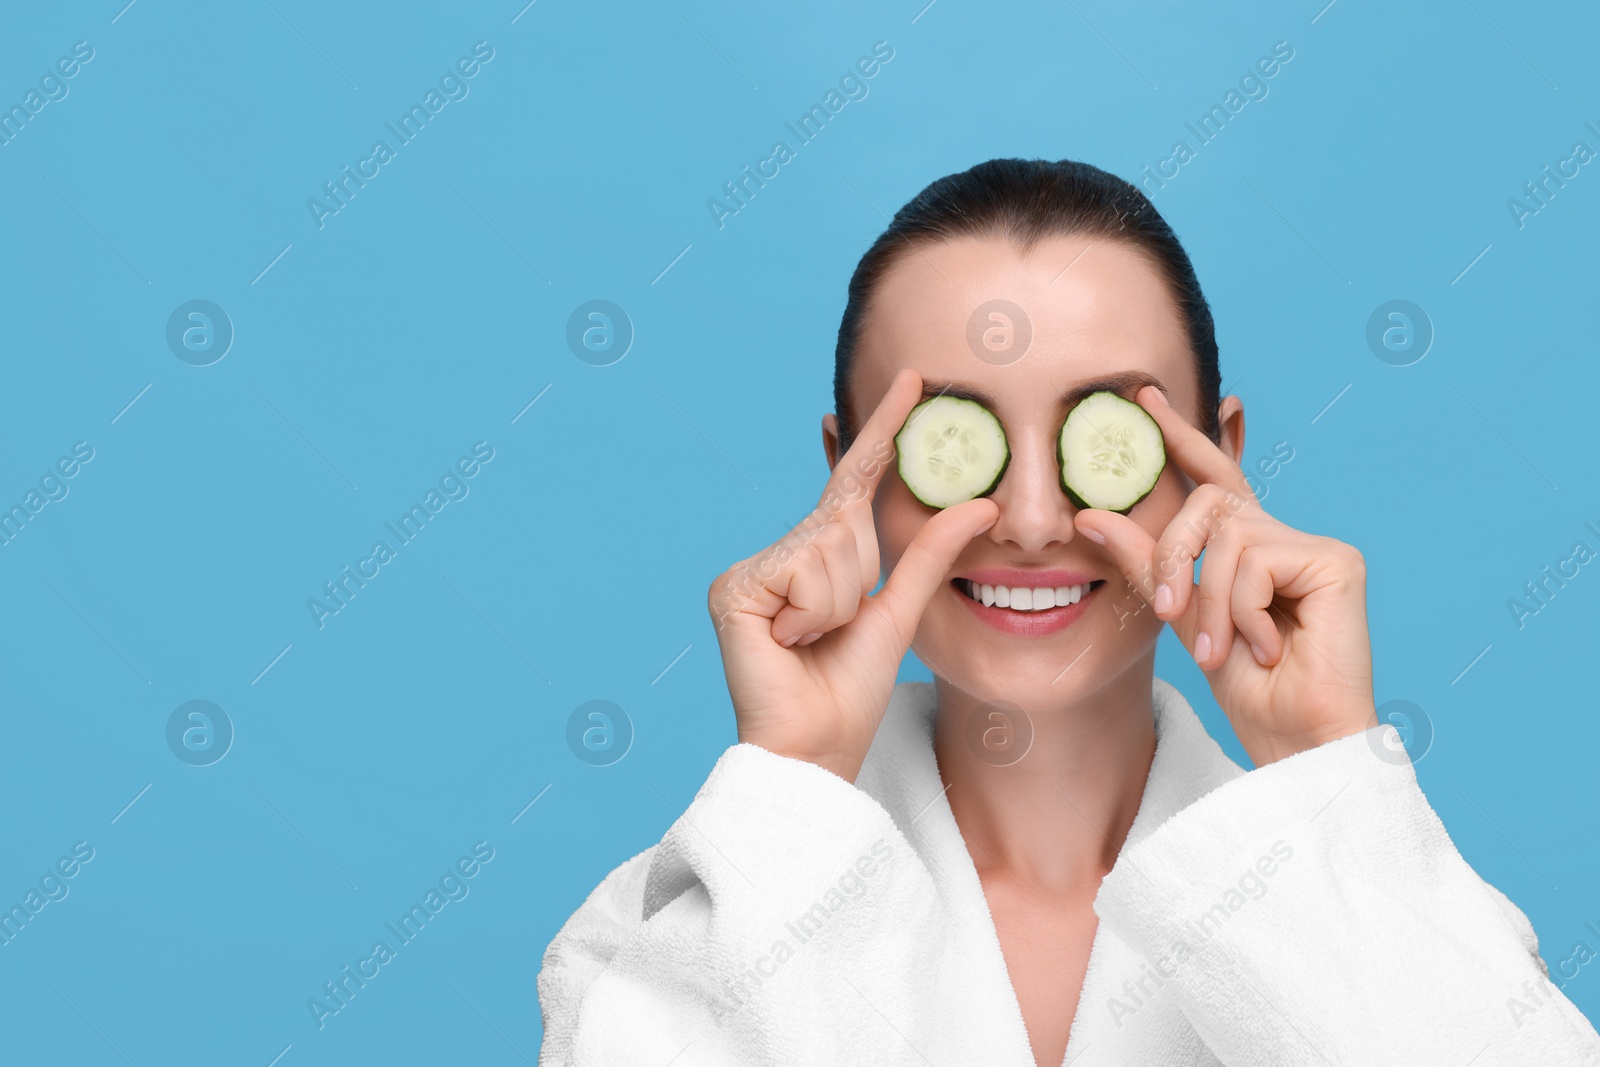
<box><xmin>950</xmin><ymin>578</ymin><xmax>1107</xmax><ymax>612</ymax></box>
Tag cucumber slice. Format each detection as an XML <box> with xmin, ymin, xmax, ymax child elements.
<box><xmin>1057</xmin><ymin>391</ymin><xmax>1165</xmax><ymax>513</ymax></box>
<box><xmin>895</xmin><ymin>396</ymin><xmax>1010</xmax><ymax>508</ymax></box>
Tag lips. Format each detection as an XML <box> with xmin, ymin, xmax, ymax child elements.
<box><xmin>948</xmin><ymin>574</ymin><xmax>1105</xmax><ymax>637</ymax></box>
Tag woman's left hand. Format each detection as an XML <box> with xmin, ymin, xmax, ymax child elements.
<box><xmin>1073</xmin><ymin>384</ymin><xmax>1378</xmax><ymax>767</ymax></box>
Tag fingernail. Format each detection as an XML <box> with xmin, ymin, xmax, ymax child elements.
<box><xmin>1081</xmin><ymin>525</ymin><xmax>1106</xmax><ymax>545</ymax></box>
<box><xmin>976</xmin><ymin>519</ymin><xmax>997</xmax><ymax>535</ymax></box>
<box><xmin>1153</xmin><ymin>583</ymin><xmax>1172</xmax><ymax>614</ymax></box>
<box><xmin>798</xmin><ymin>632</ymin><xmax>823</xmax><ymax>646</ymax></box>
<box><xmin>1148</xmin><ymin>387</ymin><xmax>1169</xmax><ymax>407</ymax></box>
<box><xmin>1195</xmin><ymin>631</ymin><xmax>1211</xmax><ymax>662</ymax></box>
<box><xmin>1251</xmin><ymin>643</ymin><xmax>1268</xmax><ymax>665</ymax></box>
<box><xmin>780</xmin><ymin>634</ymin><xmax>801</xmax><ymax>648</ymax></box>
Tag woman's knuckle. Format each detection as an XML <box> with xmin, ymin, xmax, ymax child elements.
<box><xmin>817</xmin><ymin>520</ymin><xmax>851</xmax><ymax>551</ymax></box>
<box><xmin>1153</xmin><ymin>541</ymin><xmax>1188</xmax><ymax>581</ymax></box>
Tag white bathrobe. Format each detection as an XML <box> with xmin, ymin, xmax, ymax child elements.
<box><xmin>536</xmin><ymin>677</ymin><xmax>1600</xmax><ymax>1065</ymax></box>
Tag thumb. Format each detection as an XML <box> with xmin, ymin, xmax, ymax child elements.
<box><xmin>872</xmin><ymin>498</ymin><xmax>1000</xmax><ymax>649</ymax></box>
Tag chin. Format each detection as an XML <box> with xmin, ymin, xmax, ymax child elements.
<box><xmin>918</xmin><ymin>626</ymin><xmax>1086</xmax><ymax>707</ymax></box>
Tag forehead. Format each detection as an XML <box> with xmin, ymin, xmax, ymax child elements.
<box><xmin>854</xmin><ymin>232</ymin><xmax>1194</xmax><ymax>420</ymax></box>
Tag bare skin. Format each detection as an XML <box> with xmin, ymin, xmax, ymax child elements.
<box><xmin>709</xmin><ymin>231</ymin><xmax>1378</xmax><ymax>1067</ymax></box>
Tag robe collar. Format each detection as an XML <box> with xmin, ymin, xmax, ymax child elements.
<box><xmin>854</xmin><ymin>676</ymin><xmax>1245</xmax><ymax>1063</ymax></box>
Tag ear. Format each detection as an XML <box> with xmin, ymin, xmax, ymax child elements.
<box><xmin>1216</xmin><ymin>393</ymin><xmax>1245</xmax><ymax>467</ymax></box>
<box><xmin>822</xmin><ymin>413</ymin><xmax>842</xmax><ymax>472</ymax></box>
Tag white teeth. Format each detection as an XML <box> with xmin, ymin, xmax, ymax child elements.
<box><xmin>961</xmin><ymin>580</ymin><xmax>1091</xmax><ymax>612</ymax></box>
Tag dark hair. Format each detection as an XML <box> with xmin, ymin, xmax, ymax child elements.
<box><xmin>832</xmin><ymin>158</ymin><xmax>1221</xmax><ymax>453</ymax></box>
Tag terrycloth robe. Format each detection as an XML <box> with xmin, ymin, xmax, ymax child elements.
<box><xmin>536</xmin><ymin>676</ymin><xmax>1600</xmax><ymax>1064</ymax></box>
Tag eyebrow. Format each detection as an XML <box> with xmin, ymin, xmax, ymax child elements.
<box><xmin>919</xmin><ymin>370</ymin><xmax>1167</xmax><ymax>410</ymax></box>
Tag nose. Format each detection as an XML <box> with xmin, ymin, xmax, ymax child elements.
<box><xmin>980</xmin><ymin>428</ymin><xmax>1080</xmax><ymax>553</ymax></box>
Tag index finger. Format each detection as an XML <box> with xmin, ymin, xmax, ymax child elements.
<box><xmin>820</xmin><ymin>366</ymin><xmax>924</xmax><ymax>510</ymax></box>
<box><xmin>1135</xmin><ymin>384</ymin><xmax>1255</xmax><ymax>503</ymax></box>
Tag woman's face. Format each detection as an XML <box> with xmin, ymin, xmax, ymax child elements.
<box><xmin>824</xmin><ymin>232</ymin><xmax>1244</xmax><ymax>708</ymax></box>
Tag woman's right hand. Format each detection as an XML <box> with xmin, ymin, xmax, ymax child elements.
<box><xmin>706</xmin><ymin>368</ymin><xmax>1001</xmax><ymax>784</ymax></box>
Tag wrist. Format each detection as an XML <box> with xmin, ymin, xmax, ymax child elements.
<box><xmin>738</xmin><ymin>734</ymin><xmax>864</xmax><ymax>784</ymax></box>
<box><xmin>1242</xmin><ymin>708</ymin><xmax>1377</xmax><ymax>767</ymax></box>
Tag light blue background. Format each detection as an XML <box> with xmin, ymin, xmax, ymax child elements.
<box><xmin>2</xmin><ymin>1</ymin><xmax>1597</xmax><ymax>1061</ymax></box>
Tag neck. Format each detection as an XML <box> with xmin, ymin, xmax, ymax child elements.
<box><xmin>930</xmin><ymin>651</ymin><xmax>1159</xmax><ymax>895</ymax></box>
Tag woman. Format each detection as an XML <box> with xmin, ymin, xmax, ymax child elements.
<box><xmin>536</xmin><ymin>159</ymin><xmax>1600</xmax><ymax>1065</ymax></box>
